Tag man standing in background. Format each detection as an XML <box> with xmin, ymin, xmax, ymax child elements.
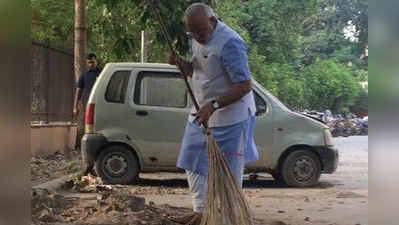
<box><xmin>73</xmin><ymin>53</ymin><xmax>101</xmax><ymax>167</ymax></box>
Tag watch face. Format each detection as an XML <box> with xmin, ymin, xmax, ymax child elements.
<box><xmin>213</xmin><ymin>101</ymin><xmax>219</xmax><ymax>109</ymax></box>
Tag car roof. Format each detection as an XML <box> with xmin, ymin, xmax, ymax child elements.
<box><xmin>106</xmin><ymin>62</ymin><xmax>178</xmax><ymax>69</ymax></box>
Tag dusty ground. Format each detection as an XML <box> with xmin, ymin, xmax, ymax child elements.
<box><xmin>125</xmin><ymin>136</ymin><xmax>368</xmax><ymax>225</ymax></box>
<box><xmin>31</xmin><ymin>136</ymin><xmax>368</xmax><ymax>225</ymax></box>
<box><xmin>31</xmin><ymin>150</ymin><xmax>82</xmax><ymax>186</ymax></box>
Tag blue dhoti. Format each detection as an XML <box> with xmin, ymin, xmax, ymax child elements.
<box><xmin>177</xmin><ymin>116</ymin><xmax>259</xmax><ymax>211</ymax></box>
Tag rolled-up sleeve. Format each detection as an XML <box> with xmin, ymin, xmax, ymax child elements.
<box><xmin>220</xmin><ymin>38</ymin><xmax>251</xmax><ymax>83</ymax></box>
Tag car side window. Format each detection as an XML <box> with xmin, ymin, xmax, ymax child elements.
<box><xmin>105</xmin><ymin>70</ymin><xmax>131</xmax><ymax>103</ymax></box>
<box><xmin>134</xmin><ymin>71</ymin><xmax>187</xmax><ymax>108</ymax></box>
<box><xmin>254</xmin><ymin>90</ymin><xmax>267</xmax><ymax>115</ymax></box>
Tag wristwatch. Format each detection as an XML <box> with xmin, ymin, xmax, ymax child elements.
<box><xmin>211</xmin><ymin>100</ymin><xmax>221</xmax><ymax>110</ymax></box>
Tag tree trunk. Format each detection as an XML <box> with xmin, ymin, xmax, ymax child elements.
<box><xmin>74</xmin><ymin>0</ymin><xmax>87</xmax><ymax>150</ymax></box>
<box><xmin>74</xmin><ymin>0</ymin><xmax>87</xmax><ymax>82</ymax></box>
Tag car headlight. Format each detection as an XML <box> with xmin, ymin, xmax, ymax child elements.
<box><xmin>324</xmin><ymin>128</ymin><xmax>333</xmax><ymax>146</ymax></box>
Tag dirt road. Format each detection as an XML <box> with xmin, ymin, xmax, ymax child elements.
<box><xmin>32</xmin><ymin>136</ymin><xmax>368</xmax><ymax>225</ymax></box>
<box><xmin>129</xmin><ymin>136</ymin><xmax>368</xmax><ymax>225</ymax></box>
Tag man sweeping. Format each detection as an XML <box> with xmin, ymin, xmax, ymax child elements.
<box><xmin>168</xmin><ymin>3</ymin><xmax>259</xmax><ymax>225</ymax></box>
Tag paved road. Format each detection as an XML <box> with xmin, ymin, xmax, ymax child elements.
<box><xmin>320</xmin><ymin>136</ymin><xmax>368</xmax><ymax>190</ymax></box>
<box><xmin>132</xmin><ymin>136</ymin><xmax>369</xmax><ymax>225</ymax></box>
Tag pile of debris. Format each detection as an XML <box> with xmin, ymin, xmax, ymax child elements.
<box><xmin>73</xmin><ymin>193</ymin><xmax>189</xmax><ymax>225</ymax></box>
<box><xmin>31</xmin><ymin>150</ymin><xmax>82</xmax><ymax>186</ymax></box>
<box><xmin>31</xmin><ymin>188</ymin><xmax>77</xmax><ymax>225</ymax></box>
<box><xmin>32</xmin><ymin>174</ymin><xmax>273</xmax><ymax>225</ymax></box>
<box><xmin>32</xmin><ymin>175</ymin><xmax>192</xmax><ymax>225</ymax></box>
<box><xmin>32</xmin><ymin>188</ymin><xmax>192</xmax><ymax>225</ymax></box>
<box><xmin>65</xmin><ymin>174</ymin><xmax>111</xmax><ymax>193</ymax></box>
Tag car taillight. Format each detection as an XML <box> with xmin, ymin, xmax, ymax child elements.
<box><xmin>85</xmin><ymin>103</ymin><xmax>95</xmax><ymax>133</ymax></box>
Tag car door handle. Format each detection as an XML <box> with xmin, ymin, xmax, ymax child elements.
<box><xmin>136</xmin><ymin>110</ymin><xmax>148</xmax><ymax>116</ymax></box>
<box><xmin>277</xmin><ymin>128</ymin><xmax>284</xmax><ymax>132</ymax></box>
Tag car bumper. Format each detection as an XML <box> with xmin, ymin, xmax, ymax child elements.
<box><xmin>81</xmin><ymin>134</ymin><xmax>108</xmax><ymax>170</ymax></box>
<box><xmin>314</xmin><ymin>145</ymin><xmax>339</xmax><ymax>173</ymax></box>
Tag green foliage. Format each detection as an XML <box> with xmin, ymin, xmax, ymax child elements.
<box><xmin>248</xmin><ymin>47</ymin><xmax>278</xmax><ymax>95</ymax></box>
<box><xmin>248</xmin><ymin>48</ymin><xmax>306</xmax><ymax>110</ymax></box>
<box><xmin>246</xmin><ymin>0</ymin><xmax>318</xmax><ymax>64</ymax></box>
<box><xmin>273</xmin><ymin>65</ymin><xmax>306</xmax><ymax>110</ymax></box>
<box><xmin>302</xmin><ymin>59</ymin><xmax>360</xmax><ymax>113</ymax></box>
<box><xmin>353</xmin><ymin>69</ymin><xmax>368</xmax><ymax>82</ymax></box>
<box><xmin>349</xmin><ymin>88</ymin><xmax>368</xmax><ymax>116</ymax></box>
<box><xmin>299</xmin><ymin>0</ymin><xmax>368</xmax><ymax>69</ymax></box>
<box><xmin>32</xmin><ymin>0</ymin><xmax>74</xmax><ymax>47</ymax></box>
<box><xmin>213</xmin><ymin>0</ymin><xmax>251</xmax><ymax>43</ymax></box>
<box><xmin>130</xmin><ymin>0</ymin><xmax>199</xmax><ymax>55</ymax></box>
<box><xmin>31</xmin><ymin>0</ymin><xmax>368</xmax><ymax>113</ymax></box>
<box><xmin>330</xmin><ymin>0</ymin><xmax>368</xmax><ymax>55</ymax></box>
<box><xmin>87</xmin><ymin>0</ymin><xmax>143</xmax><ymax>62</ymax></box>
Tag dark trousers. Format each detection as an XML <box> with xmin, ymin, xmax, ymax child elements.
<box><xmin>75</xmin><ymin>103</ymin><xmax>85</xmax><ymax>150</ymax></box>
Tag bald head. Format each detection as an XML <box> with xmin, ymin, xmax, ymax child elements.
<box><xmin>184</xmin><ymin>3</ymin><xmax>217</xmax><ymax>44</ymax></box>
<box><xmin>184</xmin><ymin>3</ymin><xmax>215</xmax><ymax>22</ymax></box>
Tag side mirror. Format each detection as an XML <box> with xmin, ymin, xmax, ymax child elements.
<box><xmin>255</xmin><ymin>107</ymin><xmax>266</xmax><ymax>116</ymax></box>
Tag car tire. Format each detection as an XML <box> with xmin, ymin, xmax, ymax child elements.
<box><xmin>281</xmin><ymin>150</ymin><xmax>321</xmax><ymax>187</ymax></box>
<box><xmin>271</xmin><ymin>172</ymin><xmax>285</xmax><ymax>184</ymax></box>
<box><xmin>95</xmin><ymin>145</ymin><xmax>139</xmax><ymax>185</ymax></box>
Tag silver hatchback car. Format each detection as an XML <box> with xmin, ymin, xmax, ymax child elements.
<box><xmin>82</xmin><ymin>63</ymin><xmax>338</xmax><ymax>187</ymax></box>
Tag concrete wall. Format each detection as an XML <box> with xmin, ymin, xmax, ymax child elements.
<box><xmin>31</xmin><ymin>123</ymin><xmax>77</xmax><ymax>156</ymax></box>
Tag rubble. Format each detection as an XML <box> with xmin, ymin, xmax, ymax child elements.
<box><xmin>31</xmin><ymin>150</ymin><xmax>82</xmax><ymax>186</ymax></box>
<box><xmin>67</xmin><ymin>174</ymin><xmax>110</xmax><ymax>193</ymax></box>
<box><xmin>31</xmin><ymin>188</ymin><xmax>77</xmax><ymax>225</ymax></box>
<box><xmin>32</xmin><ymin>186</ymin><xmax>190</xmax><ymax>225</ymax></box>
<box><xmin>32</xmin><ymin>176</ymin><xmax>271</xmax><ymax>225</ymax></box>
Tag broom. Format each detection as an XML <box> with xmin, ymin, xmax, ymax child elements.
<box><xmin>150</xmin><ymin>1</ymin><xmax>254</xmax><ymax>225</ymax></box>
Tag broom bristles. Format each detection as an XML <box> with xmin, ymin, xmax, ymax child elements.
<box><xmin>200</xmin><ymin>134</ymin><xmax>254</xmax><ymax>225</ymax></box>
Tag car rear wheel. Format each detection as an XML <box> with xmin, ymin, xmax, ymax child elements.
<box><xmin>271</xmin><ymin>172</ymin><xmax>285</xmax><ymax>184</ymax></box>
<box><xmin>281</xmin><ymin>150</ymin><xmax>321</xmax><ymax>187</ymax></box>
<box><xmin>95</xmin><ymin>145</ymin><xmax>139</xmax><ymax>184</ymax></box>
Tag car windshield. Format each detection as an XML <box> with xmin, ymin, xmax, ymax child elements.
<box><xmin>252</xmin><ymin>79</ymin><xmax>290</xmax><ymax>112</ymax></box>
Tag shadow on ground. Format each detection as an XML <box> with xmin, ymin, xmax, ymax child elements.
<box><xmin>134</xmin><ymin>176</ymin><xmax>336</xmax><ymax>189</ymax></box>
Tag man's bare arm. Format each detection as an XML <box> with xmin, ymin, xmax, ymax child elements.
<box><xmin>216</xmin><ymin>81</ymin><xmax>252</xmax><ymax>107</ymax></box>
<box><xmin>192</xmin><ymin>81</ymin><xmax>252</xmax><ymax>124</ymax></box>
<box><xmin>73</xmin><ymin>88</ymin><xmax>82</xmax><ymax>116</ymax></box>
<box><xmin>168</xmin><ymin>52</ymin><xmax>193</xmax><ymax>77</ymax></box>
<box><xmin>177</xmin><ymin>59</ymin><xmax>194</xmax><ymax>77</ymax></box>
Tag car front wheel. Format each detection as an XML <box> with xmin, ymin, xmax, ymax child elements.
<box><xmin>281</xmin><ymin>150</ymin><xmax>321</xmax><ymax>187</ymax></box>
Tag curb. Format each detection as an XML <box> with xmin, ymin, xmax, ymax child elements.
<box><xmin>32</xmin><ymin>173</ymin><xmax>80</xmax><ymax>192</ymax></box>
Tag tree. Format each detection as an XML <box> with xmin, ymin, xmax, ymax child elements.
<box><xmin>245</xmin><ymin>0</ymin><xmax>318</xmax><ymax>64</ymax></box>
<box><xmin>249</xmin><ymin>59</ymin><xmax>306</xmax><ymax>110</ymax></box>
<box><xmin>31</xmin><ymin>0</ymin><xmax>368</xmax><ymax>115</ymax></box>
<box><xmin>133</xmin><ymin>0</ymin><xmax>199</xmax><ymax>55</ymax></box>
<box><xmin>302</xmin><ymin>59</ymin><xmax>360</xmax><ymax>113</ymax></box>
<box><xmin>86</xmin><ymin>0</ymin><xmax>143</xmax><ymax>62</ymax></box>
<box><xmin>31</xmin><ymin>0</ymin><xmax>74</xmax><ymax>47</ymax></box>
<box><xmin>330</xmin><ymin>0</ymin><xmax>368</xmax><ymax>55</ymax></box>
<box><xmin>349</xmin><ymin>88</ymin><xmax>368</xmax><ymax>116</ymax></box>
<box><xmin>213</xmin><ymin>0</ymin><xmax>251</xmax><ymax>43</ymax></box>
<box><xmin>299</xmin><ymin>0</ymin><xmax>368</xmax><ymax>68</ymax></box>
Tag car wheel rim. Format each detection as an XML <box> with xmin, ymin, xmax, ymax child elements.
<box><xmin>293</xmin><ymin>156</ymin><xmax>315</xmax><ymax>182</ymax></box>
<box><xmin>104</xmin><ymin>154</ymin><xmax>128</xmax><ymax>177</ymax></box>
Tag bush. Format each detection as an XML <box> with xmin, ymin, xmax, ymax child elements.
<box><xmin>350</xmin><ymin>88</ymin><xmax>368</xmax><ymax>116</ymax></box>
<box><xmin>249</xmin><ymin>49</ymin><xmax>305</xmax><ymax>110</ymax></box>
<box><xmin>302</xmin><ymin>59</ymin><xmax>360</xmax><ymax>113</ymax></box>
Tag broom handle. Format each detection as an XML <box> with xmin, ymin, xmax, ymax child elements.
<box><xmin>152</xmin><ymin>0</ymin><xmax>208</xmax><ymax>129</ymax></box>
